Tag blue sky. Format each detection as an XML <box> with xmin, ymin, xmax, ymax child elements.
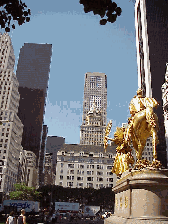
<box><xmin>7</xmin><ymin>0</ymin><xmax>138</xmax><ymax>144</ymax></box>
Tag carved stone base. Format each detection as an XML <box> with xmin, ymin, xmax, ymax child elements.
<box><xmin>105</xmin><ymin>215</ymin><xmax>168</xmax><ymax>224</ymax></box>
<box><xmin>105</xmin><ymin>169</ymin><xmax>168</xmax><ymax>224</ymax></box>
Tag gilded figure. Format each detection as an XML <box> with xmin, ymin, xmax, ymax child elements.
<box><xmin>104</xmin><ymin>88</ymin><xmax>161</xmax><ymax>176</ymax></box>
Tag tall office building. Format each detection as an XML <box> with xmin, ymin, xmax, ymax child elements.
<box><xmin>0</xmin><ymin>33</ymin><xmax>23</xmax><ymax>200</ymax></box>
<box><xmin>16</xmin><ymin>43</ymin><xmax>52</xmax><ymax>167</ymax></box>
<box><xmin>80</xmin><ymin>72</ymin><xmax>107</xmax><ymax>146</ymax></box>
<box><xmin>135</xmin><ymin>0</ymin><xmax>168</xmax><ymax>167</ymax></box>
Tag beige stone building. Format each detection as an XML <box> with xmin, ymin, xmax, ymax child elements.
<box><xmin>80</xmin><ymin>72</ymin><xmax>107</xmax><ymax>146</ymax></box>
<box><xmin>25</xmin><ymin>151</ymin><xmax>38</xmax><ymax>188</ymax></box>
<box><xmin>142</xmin><ymin>137</ymin><xmax>154</xmax><ymax>161</ymax></box>
<box><xmin>44</xmin><ymin>153</ymin><xmax>54</xmax><ymax>185</ymax></box>
<box><xmin>56</xmin><ymin>144</ymin><xmax>117</xmax><ymax>189</ymax></box>
<box><xmin>80</xmin><ymin>102</ymin><xmax>106</xmax><ymax>146</ymax></box>
<box><xmin>0</xmin><ymin>33</ymin><xmax>23</xmax><ymax>200</ymax></box>
<box><xmin>17</xmin><ymin>147</ymin><xmax>27</xmax><ymax>184</ymax></box>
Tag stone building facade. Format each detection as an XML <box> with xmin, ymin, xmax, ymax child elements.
<box><xmin>44</xmin><ymin>153</ymin><xmax>54</xmax><ymax>185</ymax></box>
<box><xmin>0</xmin><ymin>33</ymin><xmax>23</xmax><ymax>201</ymax></box>
<box><xmin>25</xmin><ymin>151</ymin><xmax>37</xmax><ymax>188</ymax></box>
<box><xmin>80</xmin><ymin>102</ymin><xmax>106</xmax><ymax>146</ymax></box>
<box><xmin>80</xmin><ymin>72</ymin><xmax>107</xmax><ymax>146</ymax></box>
<box><xmin>17</xmin><ymin>147</ymin><xmax>27</xmax><ymax>184</ymax></box>
<box><xmin>56</xmin><ymin>144</ymin><xmax>117</xmax><ymax>189</ymax></box>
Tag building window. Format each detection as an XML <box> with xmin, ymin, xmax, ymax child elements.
<box><xmin>68</xmin><ymin>164</ymin><xmax>74</xmax><ymax>168</ymax></box>
<box><xmin>61</xmin><ymin>163</ymin><xmax>63</xmax><ymax>168</ymax></box>
<box><xmin>87</xmin><ymin>177</ymin><xmax>93</xmax><ymax>181</ymax></box>
<box><xmin>97</xmin><ymin>165</ymin><xmax>103</xmax><ymax>169</ymax></box>
<box><xmin>67</xmin><ymin>182</ymin><xmax>73</xmax><ymax>187</ymax></box>
<box><xmin>87</xmin><ymin>183</ymin><xmax>93</xmax><ymax>188</ymax></box>
<box><xmin>109</xmin><ymin>178</ymin><xmax>113</xmax><ymax>182</ymax></box>
<box><xmin>60</xmin><ymin>175</ymin><xmax>63</xmax><ymax>180</ymax></box>
<box><xmin>77</xmin><ymin>176</ymin><xmax>83</xmax><ymax>181</ymax></box>
<box><xmin>107</xmin><ymin>166</ymin><xmax>112</xmax><ymax>170</ymax></box>
<box><xmin>70</xmin><ymin>170</ymin><xmax>74</xmax><ymax>174</ymax></box>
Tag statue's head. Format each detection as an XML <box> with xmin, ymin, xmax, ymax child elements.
<box><xmin>137</xmin><ymin>88</ymin><xmax>143</xmax><ymax>96</ymax></box>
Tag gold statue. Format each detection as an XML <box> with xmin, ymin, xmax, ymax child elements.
<box><xmin>104</xmin><ymin>88</ymin><xmax>161</xmax><ymax>176</ymax></box>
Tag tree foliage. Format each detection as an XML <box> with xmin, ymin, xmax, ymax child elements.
<box><xmin>38</xmin><ymin>185</ymin><xmax>115</xmax><ymax>210</ymax></box>
<box><xmin>0</xmin><ymin>0</ymin><xmax>122</xmax><ymax>33</ymax></box>
<box><xmin>9</xmin><ymin>183</ymin><xmax>41</xmax><ymax>201</ymax></box>
<box><xmin>79</xmin><ymin>0</ymin><xmax>122</xmax><ymax>25</ymax></box>
<box><xmin>0</xmin><ymin>0</ymin><xmax>31</xmax><ymax>32</ymax></box>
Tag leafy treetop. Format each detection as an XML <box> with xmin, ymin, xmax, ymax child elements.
<box><xmin>0</xmin><ymin>0</ymin><xmax>122</xmax><ymax>32</ymax></box>
<box><xmin>9</xmin><ymin>183</ymin><xmax>41</xmax><ymax>201</ymax></box>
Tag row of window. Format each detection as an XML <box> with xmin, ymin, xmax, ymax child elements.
<box><xmin>59</xmin><ymin>182</ymin><xmax>113</xmax><ymax>188</ymax></box>
<box><xmin>65</xmin><ymin>170</ymin><xmax>113</xmax><ymax>176</ymax></box>
<box><xmin>66</xmin><ymin>163</ymin><xmax>112</xmax><ymax>170</ymax></box>
<box><xmin>142</xmin><ymin>151</ymin><xmax>153</xmax><ymax>156</ymax></box>
<box><xmin>60</xmin><ymin>175</ymin><xmax>113</xmax><ymax>182</ymax></box>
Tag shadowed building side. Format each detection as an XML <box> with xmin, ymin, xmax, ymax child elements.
<box><xmin>16</xmin><ymin>43</ymin><xmax>52</xmax><ymax>169</ymax></box>
<box><xmin>135</xmin><ymin>0</ymin><xmax>168</xmax><ymax>167</ymax></box>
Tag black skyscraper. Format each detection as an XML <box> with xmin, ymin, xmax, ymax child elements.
<box><xmin>16</xmin><ymin>43</ymin><xmax>52</xmax><ymax>166</ymax></box>
<box><xmin>135</xmin><ymin>0</ymin><xmax>168</xmax><ymax>167</ymax></box>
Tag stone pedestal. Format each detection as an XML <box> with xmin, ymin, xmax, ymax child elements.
<box><xmin>105</xmin><ymin>169</ymin><xmax>168</xmax><ymax>224</ymax></box>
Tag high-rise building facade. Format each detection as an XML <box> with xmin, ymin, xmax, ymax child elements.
<box><xmin>135</xmin><ymin>0</ymin><xmax>168</xmax><ymax>167</ymax></box>
<box><xmin>80</xmin><ymin>72</ymin><xmax>107</xmax><ymax>146</ymax></box>
<box><xmin>16</xmin><ymin>43</ymin><xmax>52</xmax><ymax>168</ymax></box>
<box><xmin>0</xmin><ymin>33</ymin><xmax>23</xmax><ymax>200</ymax></box>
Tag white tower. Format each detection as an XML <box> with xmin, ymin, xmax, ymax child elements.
<box><xmin>80</xmin><ymin>72</ymin><xmax>107</xmax><ymax>146</ymax></box>
<box><xmin>0</xmin><ymin>33</ymin><xmax>23</xmax><ymax>196</ymax></box>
